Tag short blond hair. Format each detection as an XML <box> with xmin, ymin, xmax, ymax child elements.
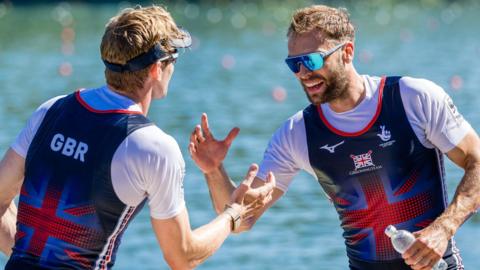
<box><xmin>288</xmin><ymin>5</ymin><xmax>355</xmax><ymax>43</ymax></box>
<box><xmin>100</xmin><ymin>5</ymin><xmax>184</xmax><ymax>93</ymax></box>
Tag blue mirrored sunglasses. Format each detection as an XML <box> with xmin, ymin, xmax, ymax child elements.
<box><xmin>285</xmin><ymin>43</ymin><xmax>346</xmax><ymax>73</ymax></box>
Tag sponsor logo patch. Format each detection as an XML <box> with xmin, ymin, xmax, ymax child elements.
<box><xmin>377</xmin><ymin>125</ymin><xmax>396</xmax><ymax>148</ymax></box>
<box><xmin>445</xmin><ymin>96</ymin><xmax>464</xmax><ymax>127</ymax></box>
<box><xmin>349</xmin><ymin>150</ymin><xmax>382</xmax><ymax>175</ymax></box>
<box><xmin>377</xmin><ymin>125</ymin><xmax>391</xmax><ymax>142</ymax></box>
<box><xmin>320</xmin><ymin>140</ymin><xmax>345</xmax><ymax>153</ymax></box>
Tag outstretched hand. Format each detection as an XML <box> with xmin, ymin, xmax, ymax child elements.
<box><xmin>189</xmin><ymin>113</ymin><xmax>239</xmax><ymax>174</ymax></box>
<box><xmin>228</xmin><ymin>164</ymin><xmax>276</xmax><ymax>233</ymax></box>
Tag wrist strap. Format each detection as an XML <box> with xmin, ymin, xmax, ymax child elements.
<box><xmin>223</xmin><ymin>204</ymin><xmax>241</xmax><ymax>231</ymax></box>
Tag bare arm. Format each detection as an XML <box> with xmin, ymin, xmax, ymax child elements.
<box><xmin>202</xmin><ymin>165</ymin><xmax>236</xmax><ymax>214</ymax></box>
<box><xmin>189</xmin><ymin>114</ymin><xmax>279</xmax><ymax>230</ymax></box>
<box><xmin>0</xmin><ymin>148</ymin><xmax>25</xmax><ymax>255</ymax></box>
<box><xmin>0</xmin><ymin>201</ymin><xmax>17</xmax><ymax>256</ymax></box>
<box><xmin>151</xmin><ymin>165</ymin><xmax>272</xmax><ymax>270</ymax></box>
<box><xmin>436</xmin><ymin>130</ymin><xmax>480</xmax><ymax>237</ymax></box>
<box><xmin>151</xmin><ymin>208</ymin><xmax>232</xmax><ymax>270</ymax></box>
<box><xmin>403</xmin><ymin>130</ymin><xmax>480</xmax><ymax>269</ymax></box>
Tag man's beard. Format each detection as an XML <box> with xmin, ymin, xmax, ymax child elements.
<box><xmin>302</xmin><ymin>64</ymin><xmax>350</xmax><ymax>105</ymax></box>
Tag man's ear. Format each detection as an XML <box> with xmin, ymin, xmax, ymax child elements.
<box><xmin>149</xmin><ymin>61</ymin><xmax>161</xmax><ymax>79</ymax></box>
<box><xmin>343</xmin><ymin>42</ymin><xmax>354</xmax><ymax>64</ymax></box>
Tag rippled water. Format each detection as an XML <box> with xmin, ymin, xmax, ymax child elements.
<box><xmin>0</xmin><ymin>1</ymin><xmax>479</xmax><ymax>269</ymax></box>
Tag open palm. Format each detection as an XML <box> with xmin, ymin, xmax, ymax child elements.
<box><xmin>189</xmin><ymin>113</ymin><xmax>240</xmax><ymax>174</ymax></box>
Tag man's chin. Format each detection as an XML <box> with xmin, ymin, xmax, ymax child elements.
<box><xmin>306</xmin><ymin>92</ymin><xmax>325</xmax><ymax>106</ymax></box>
<box><xmin>303</xmin><ymin>85</ymin><xmax>330</xmax><ymax>105</ymax></box>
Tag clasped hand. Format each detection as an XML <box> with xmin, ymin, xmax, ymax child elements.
<box><xmin>189</xmin><ymin>113</ymin><xmax>276</xmax><ymax>233</ymax></box>
<box><xmin>402</xmin><ymin>224</ymin><xmax>449</xmax><ymax>270</ymax></box>
<box><xmin>227</xmin><ymin>164</ymin><xmax>275</xmax><ymax>233</ymax></box>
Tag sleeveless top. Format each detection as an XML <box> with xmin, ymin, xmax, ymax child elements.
<box><xmin>7</xmin><ymin>92</ymin><xmax>152</xmax><ymax>270</ymax></box>
<box><xmin>303</xmin><ymin>76</ymin><xmax>453</xmax><ymax>267</ymax></box>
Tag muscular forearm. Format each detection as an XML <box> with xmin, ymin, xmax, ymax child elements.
<box><xmin>434</xmin><ymin>160</ymin><xmax>480</xmax><ymax>238</ymax></box>
<box><xmin>155</xmin><ymin>208</ymin><xmax>235</xmax><ymax>270</ymax></box>
<box><xmin>204</xmin><ymin>165</ymin><xmax>236</xmax><ymax>214</ymax></box>
<box><xmin>185</xmin><ymin>213</ymin><xmax>233</xmax><ymax>268</ymax></box>
<box><xmin>0</xmin><ymin>201</ymin><xmax>17</xmax><ymax>256</ymax></box>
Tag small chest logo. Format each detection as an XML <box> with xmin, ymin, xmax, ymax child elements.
<box><xmin>349</xmin><ymin>150</ymin><xmax>382</xmax><ymax>175</ymax></box>
<box><xmin>320</xmin><ymin>140</ymin><xmax>345</xmax><ymax>153</ymax></box>
<box><xmin>350</xmin><ymin>150</ymin><xmax>374</xmax><ymax>170</ymax></box>
<box><xmin>377</xmin><ymin>125</ymin><xmax>396</xmax><ymax>148</ymax></box>
<box><xmin>377</xmin><ymin>125</ymin><xmax>391</xmax><ymax>142</ymax></box>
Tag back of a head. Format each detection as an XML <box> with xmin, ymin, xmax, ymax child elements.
<box><xmin>100</xmin><ymin>5</ymin><xmax>184</xmax><ymax>93</ymax></box>
<box><xmin>288</xmin><ymin>5</ymin><xmax>355</xmax><ymax>44</ymax></box>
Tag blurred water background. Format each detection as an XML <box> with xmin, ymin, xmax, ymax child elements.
<box><xmin>0</xmin><ymin>0</ymin><xmax>479</xmax><ymax>269</ymax></box>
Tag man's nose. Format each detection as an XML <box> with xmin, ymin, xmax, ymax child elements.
<box><xmin>295</xmin><ymin>63</ymin><xmax>311</xmax><ymax>80</ymax></box>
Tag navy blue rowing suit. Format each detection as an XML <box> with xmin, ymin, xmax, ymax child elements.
<box><xmin>303</xmin><ymin>77</ymin><xmax>463</xmax><ymax>269</ymax></box>
<box><xmin>6</xmin><ymin>92</ymin><xmax>152</xmax><ymax>270</ymax></box>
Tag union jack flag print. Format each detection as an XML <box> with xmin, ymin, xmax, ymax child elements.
<box><xmin>350</xmin><ymin>150</ymin><xmax>374</xmax><ymax>170</ymax></box>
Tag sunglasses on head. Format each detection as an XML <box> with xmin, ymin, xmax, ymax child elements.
<box><xmin>159</xmin><ymin>50</ymin><xmax>179</xmax><ymax>64</ymax></box>
<box><xmin>102</xmin><ymin>28</ymin><xmax>191</xmax><ymax>73</ymax></box>
<box><xmin>285</xmin><ymin>43</ymin><xmax>346</xmax><ymax>73</ymax></box>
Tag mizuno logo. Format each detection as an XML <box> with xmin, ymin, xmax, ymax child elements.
<box><xmin>320</xmin><ymin>140</ymin><xmax>345</xmax><ymax>153</ymax></box>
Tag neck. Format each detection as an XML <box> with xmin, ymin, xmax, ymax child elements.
<box><xmin>107</xmin><ymin>84</ymin><xmax>152</xmax><ymax>116</ymax></box>
<box><xmin>328</xmin><ymin>70</ymin><xmax>365</xmax><ymax>113</ymax></box>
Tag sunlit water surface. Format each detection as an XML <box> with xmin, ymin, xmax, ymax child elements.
<box><xmin>0</xmin><ymin>1</ymin><xmax>479</xmax><ymax>269</ymax></box>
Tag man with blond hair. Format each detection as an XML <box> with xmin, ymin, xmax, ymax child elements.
<box><xmin>190</xmin><ymin>4</ymin><xmax>479</xmax><ymax>270</ymax></box>
<box><xmin>0</xmin><ymin>5</ymin><xmax>274</xmax><ymax>270</ymax></box>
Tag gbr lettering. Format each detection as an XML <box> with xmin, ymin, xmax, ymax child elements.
<box><xmin>50</xmin><ymin>133</ymin><xmax>88</xmax><ymax>162</ymax></box>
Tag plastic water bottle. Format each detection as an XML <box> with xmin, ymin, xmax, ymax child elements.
<box><xmin>385</xmin><ymin>225</ymin><xmax>447</xmax><ymax>270</ymax></box>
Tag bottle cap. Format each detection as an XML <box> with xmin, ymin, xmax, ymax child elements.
<box><xmin>385</xmin><ymin>225</ymin><xmax>397</xmax><ymax>237</ymax></box>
